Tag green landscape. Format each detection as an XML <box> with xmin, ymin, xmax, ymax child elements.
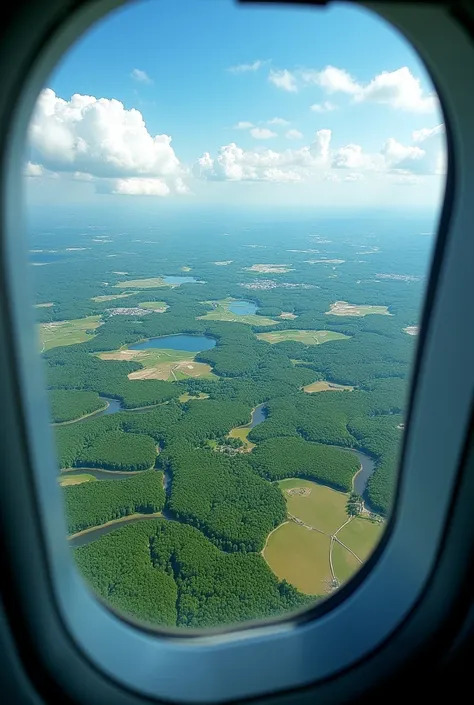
<box><xmin>30</xmin><ymin>210</ymin><xmax>430</xmax><ymax>629</ymax></box>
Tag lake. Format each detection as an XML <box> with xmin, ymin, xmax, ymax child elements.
<box><xmin>163</xmin><ymin>276</ymin><xmax>202</xmax><ymax>286</ymax></box>
<box><xmin>129</xmin><ymin>334</ymin><xmax>216</xmax><ymax>352</ymax></box>
<box><xmin>228</xmin><ymin>300</ymin><xmax>258</xmax><ymax>315</ymax></box>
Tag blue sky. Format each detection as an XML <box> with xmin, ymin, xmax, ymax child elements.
<box><xmin>25</xmin><ymin>0</ymin><xmax>446</xmax><ymax>209</ymax></box>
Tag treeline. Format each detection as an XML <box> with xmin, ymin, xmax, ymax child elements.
<box><xmin>49</xmin><ymin>389</ymin><xmax>106</xmax><ymax>423</ymax></box>
<box><xmin>164</xmin><ymin>446</ymin><xmax>286</xmax><ymax>552</ymax></box>
<box><xmin>74</xmin><ymin>519</ymin><xmax>315</xmax><ymax>628</ymax></box>
<box><xmin>74</xmin><ymin>430</ymin><xmax>157</xmax><ymax>471</ymax></box>
<box><xmin>249</xmin><ymin>437</ymin><xmax>359</xmax><ymax>491</ymax></box>
<box><xmin>64</xmin><ymin>470</ymin><xmax>165</xmax><ymax>534</ymax></box>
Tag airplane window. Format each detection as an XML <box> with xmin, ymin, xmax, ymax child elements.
<box><xmin>24</xmin><ymin>0</ymin><xmax>446</xmax><ymax>631</ymax></box>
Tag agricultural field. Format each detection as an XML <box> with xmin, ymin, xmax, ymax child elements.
<box><xmin>39</xmin><ymin>315</ymin><xmax>102</xmax><ymax>351</ymax></box>
<box><xmin>100</xmin><ymin>348</ymin><xmax>216</xmax><ymax>381</ymax></box>
<box><xmin>337</xmin><ymin>516</ymin><xmax>384</xmax><ymax>562</ymax></box>
<box><xmin>326</xmin><ymin>301</ymin><xmax>391</xmax><ymax>316</ymax></box>
<box><xmin>35</xmin><ymin>302</ymin><xmax>54</xmax><ymax>308</ymax></box>
<box><xmin>139</xmin><ymin>301</ymin><xmax>169</xmax><ymax>312</ymax></box>
<box><xmin>114</xmin><ymin>277</ymin><xmax>171</xmax><ymax>289</ymax></box>
<box><xmin>279</xmin><ymin>479</ymin><xmax>348</xmax><ymax>534</ymax></box>
<box><xmin>245</xmin><ymin>264</ymin><xmax>294</xmax><ymax>274</ymax></box>
<box><xmin>279</xmin><ymin>312</ymin><xmax>297</xmax><ymax>319</ymax></box>
<box><xmin>179</xmin><ymin>392</ymin><xmax>210</xmax><ymax>402</ymax></box>
<box><xmin>91</xmin><ymin>293</ymin><xmax>136</xmax><ymax>302</ymax></box>
<box><xmin>256</xmin><ymin>330</ymin><xmax>350</xmax><ymax>345</ymax></box>
<box><xmin>228</xmin><ymin>424</ymin><xmax>255</xmax><ymax>451</ymax></box>
<box><xmin>303</xmin><ymin>380</ymin><xmax>354</xmax><ymax>393</ymax></box>
<box><xmin>58</xmin><ymin>473</ymin><xmax>97</xmax><ymax>487</ymax></box>
<box><xmin>198</xmin><ymin>298</ymin><xmax>277</xmax><ymax>326</ymax></box>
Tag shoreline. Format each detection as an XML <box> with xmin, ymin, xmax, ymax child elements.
<box><xmin>68</xmin><ymin>511</ymin><xmax>163</xmax><ymax>541</ymax></box>
<box><xmin>51</xmin><ymin>401</ymin><xmax>109</xmax><ymax>426</ymax></box>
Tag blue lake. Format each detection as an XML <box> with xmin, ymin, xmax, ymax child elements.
<box><xmin>228</xmin><ymin>300</ymin><xmax>258</xmax><ymax>315</ymax></box>
<box><xmin>163</xmin><ymin>276</ymin><xmax>201</xmax><ymax>286</ymax></box>
<box><xmin>129</xmin><ymin>334</ymin><xmax>216</xmax><ymax>352</ymax></box>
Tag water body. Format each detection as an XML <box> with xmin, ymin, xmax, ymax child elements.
<box><xmin>72</xmin><ymin>397</ymin><xmax>157</xmax><ymax>424</ymax></box>
<box><xmin>228</xmin><ymin>300</ymin><xmax>258</xmax><ymax>316</ymax></box>
<box><xmin>163</xmin><ymin>276</ymin><xmax>201</xmax><ymax>286</ymax></box>
<box><xmin>351</xmin><ymin>450</ymin><xmax>376</xmax><ymax>498</ymax></box>
<box><xmin>250</xmin><ymin>404</ymin><xmax>267</xmax><ymax>427</ymax></box>
<box><xmin>129</xmin><ymin>334</ymin><xmax>216</xmax><ymax>352</ymax></box>
<box><xmin>69</xmin><ymin>514</ymin><xmax>164</xmax><ymax>549</ymax></box>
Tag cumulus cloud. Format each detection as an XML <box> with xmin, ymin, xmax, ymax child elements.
<box><xmin>234</xmin><ymin>121</ymin><xmax>254</xmax><ymax>130</ymax></box>
<box><xmin>111</xmin><ymin>178</ymin><xmax>170</xmax><ymax>196</ymax></box>
<box><xmin>28</xmin><ymin>89</ymin><xmax>187</xmax><ymax>196</ymax></box>
<box><xmin>268</xmin><ymin>69</ymin><xmax>298</xmax><ymax>93</ymax></box>
<box><xmin>311</xmin><ymin>101</ymin><xmax>336</xmax><ymax>113</ymax></box>
<box><xmin>267</xmin><ymin>117</ymin><xmax>290</xmax><ymax>126</ymax></box>
<box><xmin>286</xmin><ymin>129</ymin><xmax>303</xmax><ymax>140</ymax></box>
<box><xmin>250</xmin><ymin>127</ymin><xmax>277</xmax><ymax>139</ymax></box>
<box><xmin>194</xmin><ymin>124</ymin><xmax>445</xmax><ymax>184</ymax></box>
<box><xmin>131</xmin><ymin>68</ymin><xmax>152</xmax><ymax>84</ymax></box>
<box><xmin>228</xmin><ymin>60</ymin><xmax>266</xmax><ymax>74</ymax></box>
<box><xmin>303</xmin><ymin>66</ymin><xmax>359</xmax><ymax>95</ymax></box>
<box><xmin>24</xmin><ymin>162</ymin><xmax>44</xmax><ymax>177</ymax></box>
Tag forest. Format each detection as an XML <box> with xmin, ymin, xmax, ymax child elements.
<box><xmin>30</xmin><ymin>209</ymin><xmax>433</xmax><ymax>626</ymax></box>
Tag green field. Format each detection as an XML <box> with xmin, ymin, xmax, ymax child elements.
<box><xmin>263</xmin><ymin>522</ymin><xmax>331</xmax><ymax>594</ymax></box>
<box><xmin>257</xmin><ymin>330</ymin><xmax>350</xmax><ymax>345</ymax></box>
<box><xmin>332</xmin><ymin>541</ymin><xmax>361</xmax><ymax>584</ymax></box>
<box><xmin>139</xmin><ymin>301</ymin><xmax>169</xmax><ymax>312</ymax></box>
<box><xmin>326</xmin><ymin>301</ymin><xmax>391</xmax><ymax>317</ymax></box>
<box><xmin>303</xmin><ymin>380</ymin><xmax>354</xmax><ymax>393</ymax></box>
<box><xmin>40</xmin><ymin>316</ymin><xmax>102</xmax><ymax>351</ymax></box>
<box><xmin>58</xmin><ymin>473</ymin><xmax>97</xmax><ymax>487</ymax></box>
<box><xmin>198</xmin><ymin>298</ymin><xmax>277</xmax><ymax>326</ymax></box>
<box><xmin>114</xmin><ymin>277</ymin><xmax>171</xmax><ymax>289</ymax></box>
<box><xmin>228</xmin><ymin>424</ymin><xmax>255</xmax><ymax>450</ymax></box>
<box><xmin>337</xmin><ymin>516</ymin><xmax>383</xmax><ymax>562</ymax></box>
<box><xmin>179</xmin><ymin>392</ymin><xmax>210</xmax><ymax>402</ymax></box>
<box><xmin>279</xmin><ymin>479</ymin><xmax>348</xmax><ymax>534</ymax></box>
<box><xmin>91</xmin><ymin>293</ymin><xmax>136</xmax><ymax>302</ymax></box>
<box><xmin>100</xmin><ymin>347</ymin><xmax>217</xmax><ymax>382</ymax></box>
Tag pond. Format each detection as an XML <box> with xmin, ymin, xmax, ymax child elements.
<box><xmin>129</xmin><ymin>334</ymin><xmax>216</xmax><ymax>352</ymax></box>
<box><xmin>163</xmin><ymin>276</ymin><xmax>202</xmax><ymax>286</ymax></box>
<box><xmin>228</xmin><ymin>300</ymin><xmax>258</xmax><ymax>316</ymax></box>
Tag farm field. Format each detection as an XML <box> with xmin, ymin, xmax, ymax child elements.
<box><xmin>178</xmin><ymin>392</ymin><xmax>210</xmax><ymax>402</ymax></box>
<box><xmin>326</xmin><ymin>301</ymin><xmax>391</xmax><ymax>317</ymax></box>
<box><xmin>303</xmin><ymin>380</ymin><xmax>354</xmax><ymax>393</ymax></box>
<box><xmin>39</xmin><ymin>315</ymin><xmax>102</xmax><ymax>351</ymax></box>
<box><xmin>91</xmin><ymin>293</ymin><xmax>136</xmax><ymax>302</ymax></box>
<box><xmin>58</xmin><ymin>473</ymin><xmax>97</xmax><ymax>487</ymax></box>
<box><xmin>332</xmin><ymin>541</ymin><xmax>361</xmax><ymax>584</ymax></box>
<box><xmin>114</xmin><ymin>277</ymin><xmax>170</xmax><ymax>289</ymax></box>
<box><xmin>198</xmin><ymin>298</ymin><xmax>277</xmax><ymax>326</ymax></box>
<box><xmin>337</xmin><ymin>516</ymin><xmax>384</xmax><ymax>562</ymax></box>
<box><xmin>245</xmin><ymin>263</ymin><xmax>294</xmax><ymax>274</ymax></box>
<box><xmin>139</xmin><ymin>301</ymin><xmax>169</xmax><ymax>312</ymax></box>
<box><xmin>256</xmin><ymin>330</ymin><xmax>350</xmax><ymax>345</ymax></box>
<box><xmin>279</xmin><ymin>479</ymin><xmax>348</xmax><ymax>534</ymax></box>
<box><xmin>100</xmin><ymin>348</ymin><xmax>216</xmax><ymax>381</ymax></box>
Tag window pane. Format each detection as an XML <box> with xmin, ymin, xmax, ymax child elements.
<box><xmin>25</xmin><ymin>0</ymin><xmax>445</xmax><ymax>630</ymax></box>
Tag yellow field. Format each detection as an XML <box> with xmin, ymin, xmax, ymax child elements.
<box><xmin>279</xmin><ymin>479</ymin><xmax>347</xmax><ymax>535</ymax></box>
<box><xmin>139</xmin><ymin>301</ymin><xmax>169</xmax><ymax>312</ymax></box>
<box><xmin>58</xmin><ymin>473</ymin><xmax>97</xmax><ymax>487</ymax></box>
<box><xmin>332</xmin><ymin>541</ymin><xmax>361</xmax><ymax>584</ymax></box>
<box><xmin>263</xmin><ymin>522</ymin><xmax>331</xmax><ymax>594</ymax></box>
<box><xmin>279</xmin><ymin>312</ymin><xmax>297</xmax><ymax>319</ymax></box>
<box><xmin>228</xmin><ymin>425</ymin><xmax>255</xmax><ymax>451</ymax></box>
<box><xmin>179</xmin><ymin>393</ymin><xmax>210</xmax><ymax>402</ymax></box>
<box><xmin>337</xmin><ymin>516</ymin><xmax>383</xmax><ymax>562</ymax></box>
<box><xmin>257</xmin><ymin>330</ymin><xmax>350</xmax><ymax>345</ymax></box>
<box><xmin>303</xmin><ymin>380</ymin><xmax>354</xmax><ymax>393</ymax></box>
<box><xmin>198</xmin><ymin>298</ymin><xmax>277</xmax><ymax>326</ymax></box>
<box><xmin>100</xmin><ymin>348</ymin><xmax>216</xmax><ymax>382</ymax></box>
<box><xmin>245</xmin><ymin>264</ymin><xmax>294</xmax><ymax>274</ymax></box>
<box><xmin>114</xmin><ymin>277</ymin><xmax>170</xmax><ymax>289</ymax></box>
<box><xmin>326</xmin><ymin>301</ymin><xmax>391</xmax><ymax>317</ymax></box>
<box><xmin>91</xmin><ymin>293</ymin><xmax>136</xmax><ymax>302</ymax></box>
<box><xmin>39</xmin><ymin>316</ymin><xmax>102</xmax><ymax>351</ymax></box>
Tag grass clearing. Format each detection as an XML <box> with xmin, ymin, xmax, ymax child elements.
<box><xmin>337</xmin><ymin>516</ymin><xmax>383</xmax><ymax>561</ymax></box>
<box><xmin>198</xmin><ymin>298</ymin><xmax>277</xmax><ymax>326</ymax></box>
<box><xmin>303</xmin><ymin>380</ymin><xmax>354</xmax><ymax>393</ymax></box>
<box><xmin>245</xmin><ymin>264</ymin><xmax>294</xmax><ymax>274</ymax></box>
<box><xmin>179</xmin><ymin>393</ymin><xmax>210</xmax><ymax>402</ymax></box>
<box><xmin>326</xmin><ymin>301</ymin><xmax>391</xmax><ymax>317</ymax></box>
<box><xmin>100</xmin><ymin>348</ymin><xmax>217</xmax><ymax>382</ymax></box>
<box><xmin>35</xmin><ymin>302</ymin><xmax>54</xmax><ymax>308</ymax></box>
<box><xmin>332</xmin><ymin>541</ymin><xmax>361</xmax><ymax>584</ymax></box>
<box><xmin>279</xmin><ymin>479</ymin><xmax>348</xmax><ymax>535</ymax></box>
<box><xmin>58</xmin><ymin>473</ymin><xmax>97</xmax><ymax>487</ymax></box>
<box><xmin>91</xmin><ymin>293</ymin><xmax>136</xmax><ymax>302</ymax></box>
<box><xmin>139</xmin><ymin>301</ymin><xmax>169</xmax><ymax>312</ymax></box>
<box><xmin>263</xmin><ymin>522</ymin><xmax>331</xmax><ymax>594</ymax></box>
<box><xmin>114</xmin><ymin>277</ymin><xmax>171</xmax><ymax>289</ymax></box>
<box><xmin>40</xmin><ymin>315</ymin><xmax>102</xmax><ymax>351</ymax></box>
<box><xmin>279</xmin><ymin>312</ymin><xmax>297</xmax><ymax>319</ymax></box>
<box><xmin>257</xmin><ymin>330</ymin><xmax>350</xmax><ymax>345</ymax></box>
<box><xmin>228</xmin><ymin>425</ymin><xmax>255</xmax><ymax>451</ymax></box>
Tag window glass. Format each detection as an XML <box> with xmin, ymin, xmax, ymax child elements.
<box><xmin>25</xmin><ymin>0</ymin><xmax>445</xmax><ymax>630</ymax></box>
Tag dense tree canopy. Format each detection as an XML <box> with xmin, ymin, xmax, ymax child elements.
<box><xmin>49</xmin><ymin>389</ymin><xmax>106</xmax><ymax>423</ymax></box>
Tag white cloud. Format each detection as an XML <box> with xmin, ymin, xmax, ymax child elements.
<box><xmin>228</xmin><ymin>60</ymin><xmax>266</xmax><ymax>74</ymax></box>
<box><xmin>344</xmin><ymin>172</ymin><xmax>364</xmax><ymax>182</ymax></box>
<box><xmin>310</xmin><ymin>101</ymin><xmax>336</xmax><ymax>113</ymax></box>
<box><xmin>250</xmin><ymin>127</ymin><xmax>277</xmax><ymax>139</ymax></box>
<box><xmin>356</xmin><ymin>67</ymin><xmax>437</xmax><ymax>113</ymax></box>
<box><xmin>286</xmin><ymin>129</ymin><xmax>303</xmax><ymax>140</ymax></box>
<box><xmin>268</xmin><ymin>69</ymin><xmax>298</xmax><ymax>93</ymax></box>
<box><xmin>28</xmin><ymin>89</ymin><xmax>187</xmax><ymax>196</ymax></box>
<box><xmin>24</xmin><ymin>162</ymin><xmax>44</xmax><ymax>177</ymax></box>
<box><xmin>111</xmin><ymin>178</ymin><xmax>170</xmax><ymax>196</ymax></box>
<box><xmin>332</xmin><ymin>144</ymin><xmax>383</xmax><ymax>171</ymax></box>
<box><xmin>267</xmin><ymin>117</ymin><xmax>290</xmax><ymax>126</ymax></box>
<box><xmin>396</xmin><ymin>124</ymin><xmax>446</xmax><ymax>174</ymax></box>
<box><xmin>234</xmin><ymin>121</ymin><xmax>254</xmax><ymax>130</ymax></box>
<box><xmin>131</xmin><ymin>68</ymin><xmax>152</xmax><ymax>84</ymax></box>
<box><xmin>303</xmin><ymin>66</ymin><xmax>359</xmax><ymax>95</ymax></box>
